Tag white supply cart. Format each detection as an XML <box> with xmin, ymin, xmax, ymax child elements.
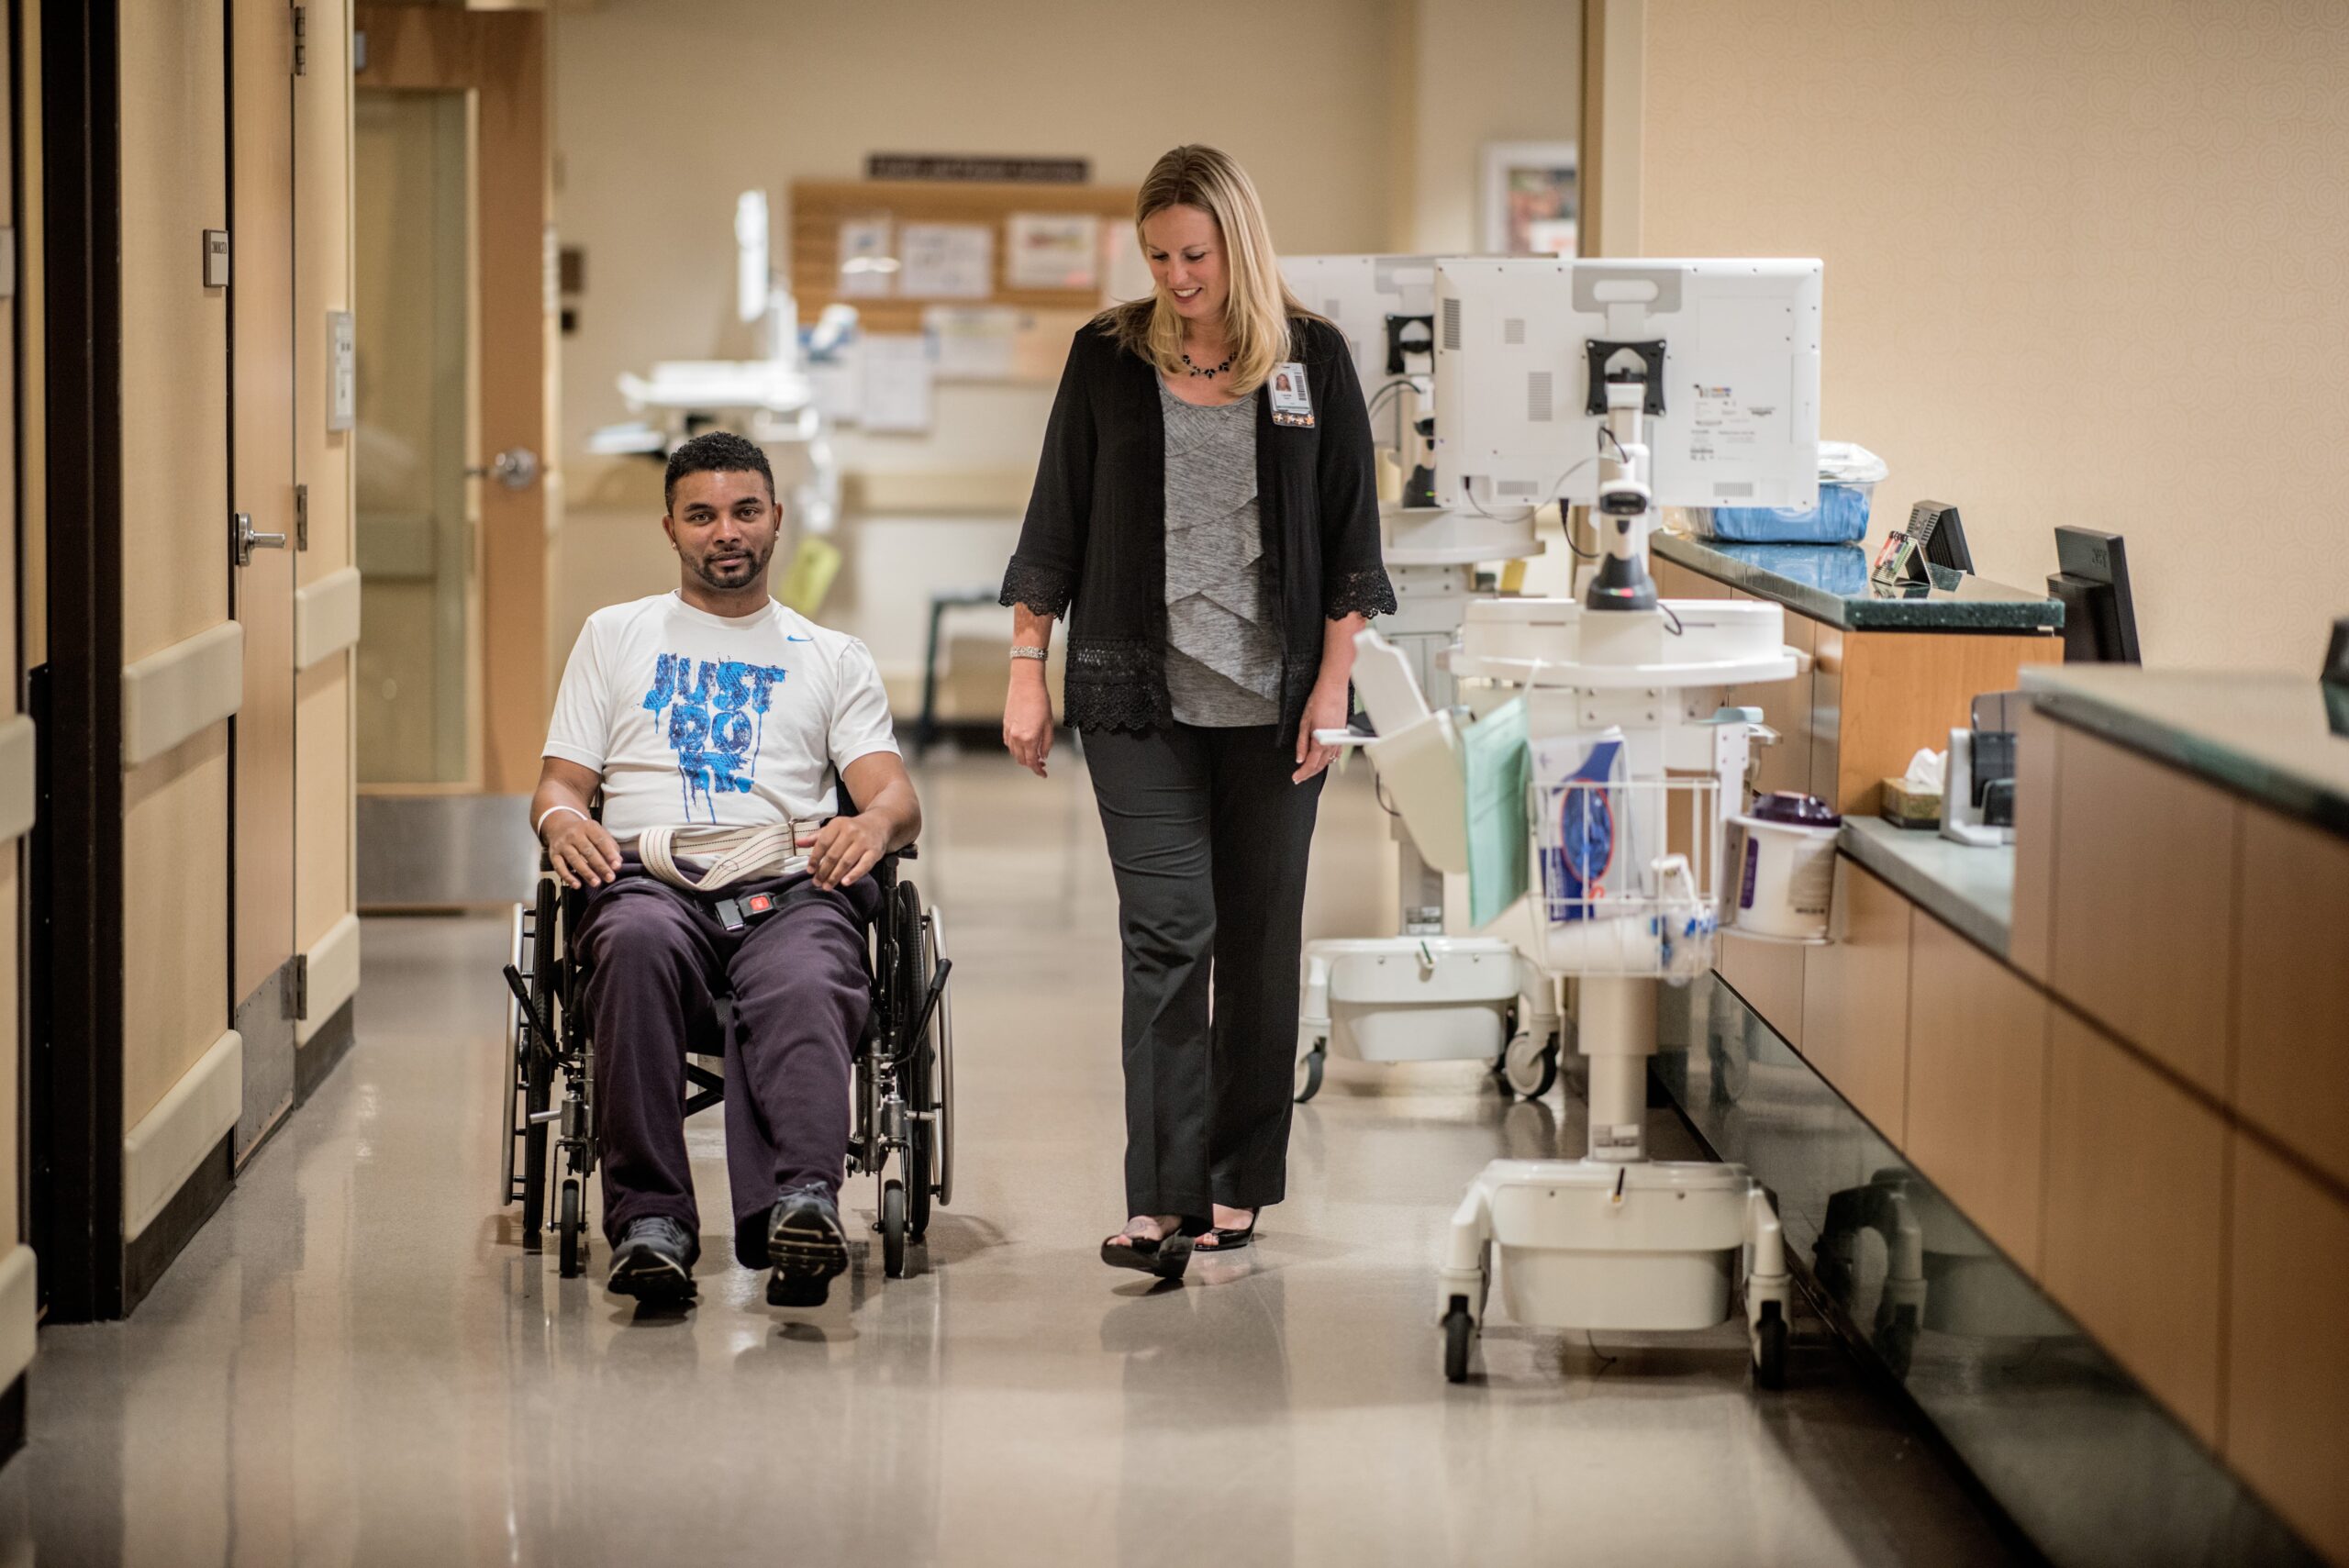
<box><xmin>1294</xmin><ymin>501</ymin><xmax>1564</xmax><ymax>1106</ymax></box>
<box><xmin>1348</xmin><ymin>591</ymin><xmax>1806</xmax><ymax>1388</ymax></box>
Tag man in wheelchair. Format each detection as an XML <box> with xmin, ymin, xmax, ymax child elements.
<box><xmin>529</xmin><ymin>430</ymin><xmax>920</xmax><ymax>1307</ymax></box>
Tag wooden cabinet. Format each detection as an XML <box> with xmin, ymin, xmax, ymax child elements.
<box><xmin>2232</xmin><ymin>805</ymin><xmax>2349</xmax><ymax>1192</ymax></box>
<box><xmin>1830</xmin><ymin>629</ymin><xmax>2060</xmax><ymax>817</ymax></box>
<box><xmin>2008</xmin><ymin>702</ymin><xmax>2060</xmax><ymax>984</ymax></box>
<box><xmin>1905</xmin><ymin>914</ymin><xmax>2050</xmax><ymax>1273</ymax></box>
<box><xmin>1717</xmin><ymin>933</ymin><xmax>1806</xmax><ymax>1051</ymax></box>
<box><xmin>2042</xmin><ymin>1006</ymin><xmax>2229</xmax><ymax>1445</ymax></box>
<box><xmin>2049</xmin><ymin>728</ymin><xmax>2239</xmax><ymax>1100</ymax></box>
<box><xmin>1798</xmin><ymin>859</ymin><xmax>1913</xmax><ymax>1140</ymax></box>
<box><xmin>1734</xmin><ymin>610</ymin><xmax>1816</xmax><ymax>800</ymax></box>
<box><xmin>2225</xmin><ymin>1132</ymin><xmax>2349</xmax><ymax>1566</ymax></box>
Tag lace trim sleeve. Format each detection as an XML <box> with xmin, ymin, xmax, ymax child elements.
<box><xmin>998</xmin><ymin>558</ymin><xmax>1074</xmax><ymax>618</ymax></box>
<box><xmin>1325</xmin><ymin>565</ymin><xmax>1399</xmax><ymax>620</ymax></box>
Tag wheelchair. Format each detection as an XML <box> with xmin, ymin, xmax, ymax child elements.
<box><xmin>499</xmin><ymin>846</ymin><xmax>954</xmax><ymax>1284</ymax></box>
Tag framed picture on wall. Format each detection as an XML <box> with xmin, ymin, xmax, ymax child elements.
<box><xmin>1482</xmin><ymin>141</ymin><xmax>1578</xmax><ymax>257</ymax></box>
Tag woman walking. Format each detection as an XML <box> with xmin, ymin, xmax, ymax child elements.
<box><xmin>997</xmin><ymin>144</ymin><xmax>1395</xmax><ymax>1280</ymax></box>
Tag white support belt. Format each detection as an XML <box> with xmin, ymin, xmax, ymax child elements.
<box><xmin>634</xmin><ymin>821</ymin><xmax>815</xmax><ymax>894</ymax></box>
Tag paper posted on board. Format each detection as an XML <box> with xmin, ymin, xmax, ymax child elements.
<box><xmin>1007</xmin><ymin>213</ymin><xmax>1100</xmax><ymax>291</ymax></box>
<box><xmin>860</xmin><ymin>333</ymin><xmax>933</xmax><ymax>432</ymax></box>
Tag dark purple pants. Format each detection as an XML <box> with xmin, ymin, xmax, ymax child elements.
<box><xmin>574</xmin><ymin>870</ymin><xmax>878</xmax><ymax>1266</ymax></box>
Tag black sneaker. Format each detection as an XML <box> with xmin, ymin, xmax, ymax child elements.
<box><xmin>765</xmin><ymin>1185</ymin><xmax>849</xmax><ymax>1307</ymax></box>
<box><xmin>607</xmin><ymin>1217</ymin><xmax>698</xmax><ymax>1303</ymax></box>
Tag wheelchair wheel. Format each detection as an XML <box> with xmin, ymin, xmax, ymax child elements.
<box><xmin>881</xmin><ymin>1179</ymin><xmax>908</xmax><ymax>1279</ymax></box>
<box><xmin>558</xmin><ymin>1179</ymin><xmax>583</xmax><ymax>1279</ymax></box>
<box><xmin>924</xmin><ymin>908</ymin><xmax>954</xmax><ymax>1211</ymax></box>
<box><xmin>503</xmin><ymin>903</ymin><xmax>531</xmax><ymax>1209</ymax></box>
<box><xmin>520</xmin><ymin>878</ymin><xmax>561</xmax><ymax>1250</ymax></box>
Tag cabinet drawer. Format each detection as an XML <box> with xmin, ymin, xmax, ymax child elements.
<box><xmin>1905</xmin><ymin>915</ymin><xmax>2049</xmax><ymax>1273</ymax></box>
<box><xmin>2225</xmin><ymin>1132</ymin><xmax>2349</xmax><ymax>1566</ymax></box>
<box><xmin>2049</xmin><ymin>728</ymin><xmax>2239</xmax><ymax>1099</ymax></box>
<box><xmin>2042</xmin><ymin>1006</ymin><xmax>2227</xmax><ymax>1444</ymax></box>
<box><xmin>2232</xmin><ymin>805</ymin><xmax>2349</xmax><ymax>1191</ymax></box>
<box><xmin>1798</xmin><ymin>859</ymin><xmax>1913</xmax><ymax>1140</ymax></box>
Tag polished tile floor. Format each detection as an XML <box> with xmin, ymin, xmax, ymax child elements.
<box><xmin>15</xmin><ymin>753</ymin><xmax>2022</xmax><ymax>1567</ymax></box>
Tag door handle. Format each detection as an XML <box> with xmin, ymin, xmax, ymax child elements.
<box><xmin>233</xmin><ymin>510</ymin><xmax>287</xmax><ymax>567</ymax></box>
<box><xmin>464</xmin><ymin>447</ymin><xmax>540</xmax><ymax>491</ymax></box>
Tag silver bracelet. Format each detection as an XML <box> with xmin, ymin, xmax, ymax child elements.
<box><xmin>1008</xmin><ymin>645</ymin><xmax>1050</xmax><ymax>662</ymax></box>
<box><xmin>535</xmin><ymin>803</ymin><xmax>590</xmax><ymax>840</ymax></box>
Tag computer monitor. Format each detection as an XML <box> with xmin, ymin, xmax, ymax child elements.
<box><xmin>2323</xmin><ymin>617</ymin><xmax>2349</xmax><ymax>736</ymax></box>
<box><xmin>1431</xmin><ymin>257</ymin><xmax>1822</xmax><ymax>513</ymax></box>
<box><xmin>2047</xmin><ymin>527</ymin><xmax>2141</xmax><ymax>664</ymax></box>
<box><xmin>1279</xmin><ymin>254</ymin><xmax>1441</xmax><ymax>446</ymax></box>
<box><xmin>1908</xmin><ymin>500</ymin><xmax>1975</xmax><ymax>573</ymax></box>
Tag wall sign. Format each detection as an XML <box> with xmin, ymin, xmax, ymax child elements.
<box><xmin>327</xmin><ymin>310</ymin><xmax>355</xmax><ymax>432</ymax></box>
<box><xmin>866</xmin><ymin>154</ymin><xmax>1087</xmax><ymax>184</ymax></box>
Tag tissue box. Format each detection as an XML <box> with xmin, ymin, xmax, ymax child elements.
<box><xmin>1880</xmin><ymin>777</ymin><xmax>1942</xmax><ymax>830</ymax></box>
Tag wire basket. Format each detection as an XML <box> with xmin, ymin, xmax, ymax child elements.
<box><xmin>1528</xmin><ymin>772</ymin><xmax>1724</xmax><ymax>980</ymax></box>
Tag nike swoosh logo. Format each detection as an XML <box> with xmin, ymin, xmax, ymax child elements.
<box><xmin>785</xmin><ymin>635</ymin><xmax>812</xmax><ymax>642</ymax></box>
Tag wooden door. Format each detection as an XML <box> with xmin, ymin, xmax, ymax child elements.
<box><xmin>229</xmin><ymin>0</ymin><xmax>301</xmax><ymax>1159</ymax></box>
<box><xmin>353</xmin><ymin>5</ymin><xmax>551</xmax><ymax>795</ymax></box>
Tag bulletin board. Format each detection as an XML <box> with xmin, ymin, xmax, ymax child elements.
<box><xmin>788</xmin><ymin>178</ymin><xmax>1141</xmax><ymax>338</ymax></box>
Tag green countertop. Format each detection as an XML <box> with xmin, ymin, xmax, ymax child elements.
<box><xmin>2023</xmin><ymin>665</ymin><xmax>2349</xmax><ymax>836</ymax></box>
<box><xmin>1653</xmin><ymin>530</ymin><xmax>2065</xmax><ymax>633</ymax></box>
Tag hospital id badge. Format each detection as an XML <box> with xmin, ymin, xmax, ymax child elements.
<box><xmin>1268</xmin><ymin>361</ymin><xmax>1314</xmax><ymax>427</ymax></box>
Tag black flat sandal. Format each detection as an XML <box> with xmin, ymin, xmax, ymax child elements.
<box><xmin>1191</xmin><ymin>1223</ymin><xmax>1256</xmax><ymax>1253</ymax></box>
<box><xmin>1100</xmin><ymin>1229</ymin><xmax>1195</xmax><ymax>1281</ymax></box>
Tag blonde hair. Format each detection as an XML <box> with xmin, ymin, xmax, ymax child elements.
<box><xmin>1105</xmin><ymin>145</ymin><xmax>1319</xmax><ymax>395</ymax></box>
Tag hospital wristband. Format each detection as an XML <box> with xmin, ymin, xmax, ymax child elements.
<box><xmin>535</xmin><ymin>803</ymin><xmax>591</xmax><ymax>841</ymax></box>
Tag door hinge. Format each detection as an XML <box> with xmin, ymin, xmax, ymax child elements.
<box><xmin>293</xmin><ymin>6</ymin><xmax>308</xmax><ymax>76</ymax></box>
<box><xmin>287</xmin><ymin>954</ymin><xmax>309</xmax><ymax>1021</ymax></box>
<box><xmin>295</xmin><ymin>483</ymin><xmax>310</xmax><ymax>550</ymax></box>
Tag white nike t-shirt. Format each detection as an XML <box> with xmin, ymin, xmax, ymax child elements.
<box><xmin>542</xmin><ymin>593</ymin><xmax>900</xmax><ymax>841</ymax></box>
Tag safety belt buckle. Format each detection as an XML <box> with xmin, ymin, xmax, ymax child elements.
<box><xmin>714</xmin><ymin>890</ymin><xmax>782</xmax><ymax>934</ymax></box>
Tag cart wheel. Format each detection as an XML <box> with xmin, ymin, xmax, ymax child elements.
<box><xmin>1442</xmin><ymin>1298</ymin><xmax>1475</xmax><ymax>1385</ymax></box>
<box><xmin>1293</xmin><ymin>1040</ymin><xmax>1327</xmax><ymax>1104</ymax></box>
<box><xmin>558</xmin><ymin>1179</ymin><xmax>584</xmax><ymax>1279</ymax></box>
<box><xmin>1752</xmin><ymin>1299</ymin><xmax>1787</xmax><ymax>1391</ymax></box>
<box><xmin>881</xmin><ymin>1179</ymin><xmax>908</xmax><ymax>1279</ymax></box>
<box><xmin>1501</xmin><ymin>1033</ymin><xmax>1559</xmax><ymax>1100</ymax></box>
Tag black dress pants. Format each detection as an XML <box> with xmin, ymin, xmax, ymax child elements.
<box><xmin>1084</xmin><ymin>722</ymin><xmax>1326</xmax><ymax>1221</ymax></box>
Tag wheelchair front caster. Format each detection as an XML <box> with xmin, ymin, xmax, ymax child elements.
<box><xmin>1751</xmin><ymin>1298</ymin><xmax>1788</xmax><ymax>1391</ymax></box>
<box><xmin>880</xmin><ymin>1179</ymin><xmax>908</xmax><ymax>1278</ymax></box>
<box><xmin>558</xmin><ymin>1179</ymin><xmax>584</xmax><ymax>1279</ymax></box>
<box><xmin>1442</xmin><ymin>1297</ymin><xmax>1475</xmax><ymax>1385</ymax></box>
<box><xmin>1294</xmin><ymin>1040</ymin><xmax>1326</xmax><ymax>1104</ymax></box>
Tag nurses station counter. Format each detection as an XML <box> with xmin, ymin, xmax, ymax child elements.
<box><xmin>1646</xmin><ymin>531</ymin><xmax>2347</xmax><ymax>1568</ymax></box>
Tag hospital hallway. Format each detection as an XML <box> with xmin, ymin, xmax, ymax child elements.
<box><xmin>7</xmin><ymin>755</ymin><xmax>2027</xmax><ymax>1568</ymax></box>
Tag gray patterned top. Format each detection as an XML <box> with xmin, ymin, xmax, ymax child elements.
<box><xmin>1159</xmin><ymin>382</ymin><xmax>1283</xmax><ymax>727</ymax></box>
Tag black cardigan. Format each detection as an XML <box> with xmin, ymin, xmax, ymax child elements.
<box><xmin>998</xmin><ymin>314</ymin><xmax>1397</xmax><ymax>738</ymax></box>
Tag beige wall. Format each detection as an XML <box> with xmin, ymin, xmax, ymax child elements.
<box><xmin>1397</xmin><ymin>0</ymin><xmax>1582</xmax><ymax>254</ymax></box>
<box><xmin>551</xmin><ymin>0</ymin><xmax>1581</xmax><ymax>693</ymax></box>
<box><xmin>297</xmin><ymin>0</ymin><xmax>359</xmax><ymax>953</ymax></box>
<box><xmin>119</xmin><ymin>0</ymin><xmax>232</xmax><ymax>1130</ymax></box>
<box><xmin>1634</xmin><ymin>0</ymin><xmax>2349</xmax><ymax>671</ymax></box>
<box><xmin>554</xmin><ymin>0</ymin><xmax>1397</xmax><ymax>484</ymax></box>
